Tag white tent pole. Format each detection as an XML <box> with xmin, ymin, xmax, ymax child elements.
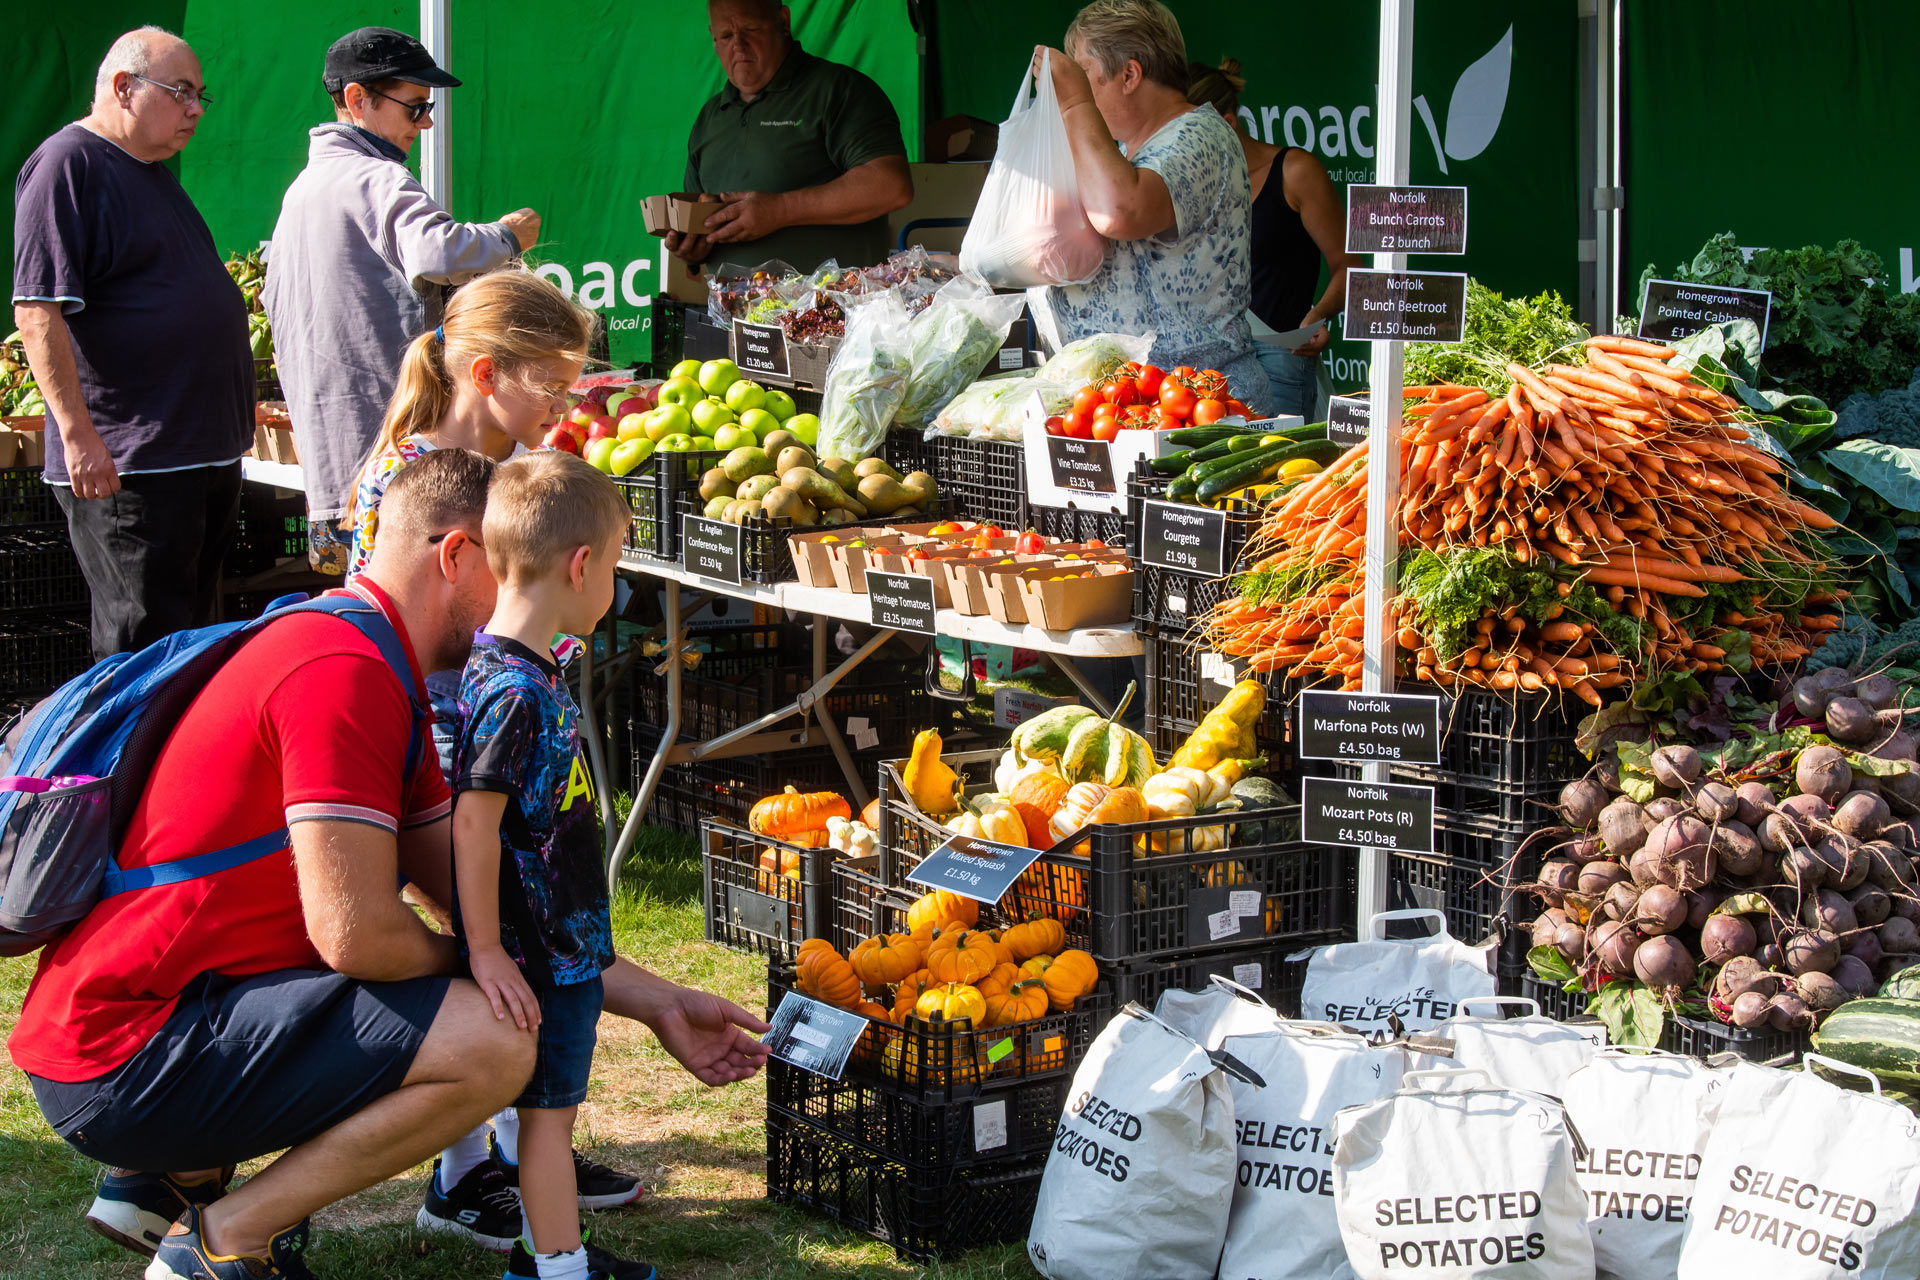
<box><xmin>420</xmin><ymin>0</ymin><xmax>452</xmax><ymax>206</ymax></box>
<box><xmin>1356</xmin><ymin>0</ymin><xmax>1415</xmax><ymax>924</ymax></box>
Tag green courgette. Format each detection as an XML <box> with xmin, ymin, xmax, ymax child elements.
<box><xmin>1149</xmin><ymin>432</ymin><xmax>1275</xmax><ymax>475</ymax></box>
<box><xmin>1193</xmin><ymin>439</ymin><xmax>1344</xmax><ymax>503</ymax></box>
<box><xmin>1163</xmin><ymin>423</ymin><xmax>1267</xmax><ymax>448</ymax></box>
<box><xmin>1166</xmin><ymin>472</ymin><xmax>1201</xmax><ymax>503</ymax></box>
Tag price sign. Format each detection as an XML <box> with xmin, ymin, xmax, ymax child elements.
<box><xmin>1638</xmin><ymin>279</ymin><xmax>1773</xmax><ymax>351</ymax></box>
<box><xmin>1140</xmin><ymin>501</ymin><xmax>1227</xmax><ymax>577</ymax></box>
<box><xmin>1328</xmin><ymin>394</ymin><xmax>1372</xmax><ymax>446</ymax></box>
<box><xmin>732</xmin><ymin>321</ymin><xmax>791</xmax><ymax>378</ymax></box>
<box><xmin>1343</xmin><ymin>270</ymin><xmax>1469</xmax><ymax>344</ymax></box>
<box><xmin>1302</xmin><ymin>776</ymin><xmax>1436</xmax><ymax>854</ymax></box>
<box><xmin>994</xmin><ymin>687</ymin><xmax>1077</xmax><ymax>729</ymax></box>
<box><xmin>865</xmin><ymin>569</ymin><xmax>937</xmax><ymax>637</ymax></box>
<box><xmin>1297</xmin><ymin>690</ymin><xmax>1443</xmax><ymax>764</ymax></box>
<box><xmin>907</xmin><ymin>833</ymin><xmax>1049</xmax><ymax>904</ymax></box>
<box><xmin>762</xmin><ymin>990</ymin><xmax>869</xmax><ymax>1079</ymax></box>
<box><xmin>1044</xmin><ymin>435</ymin><xmax>1118</xmax><ymax>495</ymax></box>
<box><xmin>1345</xmin><ymin>184</ymin><xmax>1469</xmax><ymax>255</ymax></box>
<box><xmin>681</xmin><ymin>515</ymin><xmax>742</xmax><ymax>585</ymax></box>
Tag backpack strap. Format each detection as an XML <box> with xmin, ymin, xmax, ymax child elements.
<box><xmin>269</xmin><ymin>594</ymin><xmax>429</xmax><ymax>780</ymax></box>
<box><xmin>102</xmin><ymin>825</ymin><xmax>291</xmax><ymax>896</ymax></box>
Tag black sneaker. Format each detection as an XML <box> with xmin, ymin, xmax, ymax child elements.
<box><xmin>87</xmin><ymin>1166</ymin><xmax>235</xmax><ymax>1258</ymax></box>
<box><xmin>143</xmin><ymin>1205</ymin><xmax>313</xmax><ymax>1280</ymax></box>
<box><xmin>490</xmin><ymin>1135</ymin><xmax>646</xmax><ymax>1210</ymax></box>
<box><xmin>415</xmin><ymin>1157</ymin><xmax>522</xmax><ymax>1252</ymax></box>
<box><xmin>503</xmin><ymin>1233</ymin><xmax>660</xmax><ymax>1280</ymax></box>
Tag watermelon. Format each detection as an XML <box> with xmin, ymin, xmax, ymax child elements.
<box><xmin>1880</xmin><ymin>964</ymin><xmax>1920</xmax><ymax>1001</ymax></box>
<box><xmin>1811</xmin><ymin>996</ymin><xmax>1920</xmax><ymax>1088</ymax></box>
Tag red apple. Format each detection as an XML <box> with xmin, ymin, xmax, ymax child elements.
<box><xmin>542</xmin><ymin>425</ymin><xmax>580</xmax><ymax>454</ymax></box>
<box><xmin>570</xmin><ymin>404</ymin><xmax>598</xmax><ymax>427</ymax></box>
<box><xmin>562</xmin><ymin>419</ymin><xmax>589</xmax><ymax>444</ymax></box>
<box><xmin>586</xmin><ymin>416</ymin><xmax>617</xmax><ymax>441</ymax></box>
<box><xmin>584</xmin><ymin>385</ymin><xmax>617</xmax><ymax>406</ymax></box>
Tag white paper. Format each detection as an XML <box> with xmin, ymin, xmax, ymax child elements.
<box><xmin>846</xmin><ymin>715</ymin><xmax>880</xmax><ymax>751</ymax></box>
<box><xmin>1228</xmin><ymin>889</ymin><xmax>1262</xmax><ymax>918</ymax></box>
<box><xmin>1167</xmin><ymin>593</ymin><xmax>1188</xmax><ymax>615</ymax></box>
<box><xmin>1208</xmin><ymin>909</ymin><xmax>1241</xmax><ymax>942</ymax></box>
<box><xmin>1232</xmin><ymin>962</ymin><xmax>1264</xmax><ymax>989</ymax></box>
<box><xmin>973</xmin><ymin>1098</ymin><xmax>1009</xmax><ymax>1151</ymax></box>
<box><xmin>998</xmin><ymin>347</ymin><xmax>1022</xmax><ymax>370</ymax></box>
<box><xmin>789</xmin><ymin>1021</ymin><xmax>832</xmax><ymax>1049</ymax></box>
<box><xmin>1255</xmin><ymin>319</ymin><xmax>1328</xmax><ymax>351</ymax></box>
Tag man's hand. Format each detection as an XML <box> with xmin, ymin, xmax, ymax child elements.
<box><xmin>705</xmin><ymin>191</ymin><xmax>787</xmax><ymax>245</ymax></box>
<box><xmin>648</xmin><ymin>984</ymin><xmax>771</xmax><ymax>1085</ymax></box>
<box><xmin>63</xmin><ymin>422</ymin><xmax>120</xmax><ymax>501</ymax></box>
<box><xmin>1035</xmin><ymin>44</ymin><xmax>1093</xmax><ymax>113</ymax></box>
<box><xmin>662</xmin><ymin>229</ymin><xmax>713</xmax><ymax>266</ymax></box>
<box><xmin>498</xmin><ymin>208</ymin><xmax>541</xmax><ymax>252</ymax></box>
<box><xmin>469</xmin><ymin>944</ymin><xmax>540</xmax><ymax>1031</ymax></box>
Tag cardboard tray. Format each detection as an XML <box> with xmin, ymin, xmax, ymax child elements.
<box><xmin>1015</xmin><ymin>561</ymin><xmax>1133</xmax><ymax>631</ymax></box>
<box><xmin>642</xmin><ymin>192</ymin><xmax>726</xmax><ymax>237</ymax></box>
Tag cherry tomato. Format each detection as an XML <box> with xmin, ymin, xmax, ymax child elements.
<box><xmin>1061</xmin><ymin>408</ymin><xmax>1091</xmax><ymax>438</ymax></box>
<box><xmin>1072</xmin><ymin>385</ymin><xmax>1104</xmax><ymax>416</ymax></box>
<box><xmin>1044</xmin><ymin>414</ymin><xmax>1066</xmax><ymax>437</ymax></box>
<box><xmin>1091</xmin><ymin>401</ymin><xmax>1118</xmax><ymax>423</ymax></box>
<box><xmin>1133</xmin><ymin>364</ymin><xmax>1165</xmax><ymax>400</ymax></box>
<box><xmin>1223</xmin><ymin>398</ymin><xmax>1251</xmax><ymax>419</ymax></box>
<box><xmin>1158</xmin><ymin>380</ymin><xmax>1198</xmax><ymax>421</ymax></box>
<box><xmin>981</xmin><ymin>524</ymin><xmax>1005</xmax><ymax>540</ymax></box>
<box><xmin>1192</xmin><ymin>398</ymin><xmax>1227</xmax><ymax>425</ymax></box>
<box><xmin>1015</xmin><ymin>529</ymin><xmax>1045</xmax><ymax>555</ymax></box>
<box><xmin>1084</xmin><ymin>538</ymin><xmax>1107</xmax><ymax>550</ymax></box>
<box><xmin>1091</xmin><ymin>415</ymin><xmax>1120</xmax><ymax>443</ymax></box>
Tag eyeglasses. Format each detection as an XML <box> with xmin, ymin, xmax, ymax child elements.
<box><xmin>130</xmin><ymin>74</ymin><xmax>211</xmax><ymax>109</ymax></box>
<box><xmin>364</xmin><ymin>86</ymin><xmax>435</xmax><ymax>123</ymax></box>
<box><xmin>427</xmin><ymin>529</ymin><xmax>483</xmax><ymax>548</ymax></box>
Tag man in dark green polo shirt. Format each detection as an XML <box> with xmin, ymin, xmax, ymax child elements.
<box><xmin>665</xmin><ymin>0</ymin><xmax>913</xmax><ymax>271</ymax></box>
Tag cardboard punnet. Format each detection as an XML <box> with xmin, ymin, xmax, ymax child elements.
<box><xmin>1014</xmin><ymin>561</ymin><xmax>1133</xmax><ymax>630</ymax></box>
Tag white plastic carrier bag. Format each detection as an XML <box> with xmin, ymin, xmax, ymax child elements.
<box><xmin>1332</xmin><ymin>1069</ymin><xmax>1596</xmax><ymax>1280</ymax></box>
<box><xmin>1678</xmin><ymin>1054</ymin><xmax>1920</xmax><ymax>1280</ymax></box>
<box><xmin>1216</xmin><ymin>1022</ymin><xmax>1407</xmax><ymax>1280</ymax></box>
<box><xmin>1027</xmin><ymin>1004</ymin><xmax>1237</xmax><ymax>1280</ymax></box>
<box><xmin>958</xmin><ymin>50</ymin><xmax>1107</xmax><ymax>289</ymax></box>
<box><xmin>1153</xmin><ymin>974</ymin><xmax>1288</xmax><ymax>1050</ymax></box>
<box><xmin>1413</xmin><ymin>997</ymin><xmax>1608</xmax><ymax>1097</ymax></box>
<box><xmin>1298</xmin><ymin>909</ymin><xmax>1497</xmax><ymax>1036</ymax></box>
<box><xmin>1560</xmin><ymin>1045</ymin><xmax>1730</xmax><ymax>1280</ymax></box>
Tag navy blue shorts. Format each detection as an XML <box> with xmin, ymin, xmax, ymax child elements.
<box><xmin>29</xmin><ymin>968</ymin><xmax>448</xmax><ymax>1172</ymax></box>
<box><xmin>518</xmin><ymin>976</ymin><xmax>603</xmax><ymax>1110</ymax></box>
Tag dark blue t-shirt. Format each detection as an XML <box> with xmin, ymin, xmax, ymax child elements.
<box><xmin>452</xmin><ymin>632</ymin><xmax>613</xmax><ymax>987</ymax></box>
<box><xmin>11</xmin><ymin>124</ymin><xmax>253</xmax><ymax>482</ymax></box>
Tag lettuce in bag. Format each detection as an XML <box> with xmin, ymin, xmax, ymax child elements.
<box><xmin>816</xmin><ymin>291</ymin><xmax>911</xmax><ymax>462</ymax></box>
<box><xmin>896</xmin><ymin>276</ymin><xmax>1029</xmax><ymax>429</ymax></box>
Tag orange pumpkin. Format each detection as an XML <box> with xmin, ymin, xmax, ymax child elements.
<box><xmin>797</xmin><ymin>938</ymin><xmax>835</xmax><ymax>963</ymax></box>
<box><xmin>755</xmin><ymin>846</ymin><xmax>802</xmax><ymax>891</ymax></box>
<box><xmin>907</xmin><ymin>890</ymin><xmax>979</xmax><ymax>937</ymax></box>
<box><xmin>1012</xmin><ymin>860</ymin><xmax>1087</xmax><ymax>923</ymax></box>
<box><xmin>1011</xmin><ymin>801</ymin><xmax>1056</xmax><ymax>849</ymax></box>
<box><xmin>925</xmin><ymin>929</ymin><xmax>1000</xmax><ymax>985</ymax></box>
<box><xmin>1041</xmin><ymin>948</ymin><xmax>1099</xmax><ymax>1012</ymax></box>
<box><xmin>1019</xmin><ymin>954</ymin><xmax>1056</xmax><ymax>982</ymax></box>
<box><xmin>750</xmin><ymin>786</ymin><xmax>851</xmax><ymax>840</ymax></box>
<box><xmin>980</xmin><ymin>929</ymin><xmax>1017</xmax><ymax>968</ymax></box>
<box><xmin>860</xmin><ymin>797</ymin><xmax>883</xmax><ymax>828</ymax></box>
<box><xmin>984</xmin><ymin>977</ymin><xmax>1050</xmax><ymax>1025</ymax></box>
<box><xmin>795</xmin><ymin>943</ymin><xmax>861</xmax><ymax>1008</ymax></box>
<box><xmin>849</xmin><ymin>933</ymin><xmax>923</xmax><ymax>986</ymax></box>
<box><xmin>884</xmin><ymin>1019</ymin><xmax>980</xmax><ymax>1085</ymax></box>
<box><xmin>915</xmin><ymin>981</ymin><xmax>987</xmax><ymax>1025</ymax></box>
<box><xmin>850</xmin><ymin>999</ymin><xmax>893</xmax><ymax>1065</ymax></box>
<box><xmin>891</xmin><ymin>968</ymin><xmax>936</xmax><ymax>1020</ymax></box>
<box><xmin>974</xmin><ymin>962</ymin><xmax>1022</xmax><ymax>1001</ymax></box>
<box><xmin>1010</xmin><ymin>771</ymin><xmax>1071</xmax><ymax>817</ymax></box>
<box><xmin>1200</xmin><ymin>859</ymin><xmax>1254</xmax><ymax>887</ymax></box>
<box><xmin>1002</xmin><ymin>914</ymin><xmax>1067</xmax><ymax>962</ymax></box>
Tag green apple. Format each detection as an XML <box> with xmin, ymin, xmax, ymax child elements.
<box><xmin>616</xmin><ymin>412</ymin><xmax>650</xmax><ymax>442</ymax></box>
<box><xmin>605</xmin><ymin>391</ymin><xmax>635</xmax><ymax>420</ymax></box>
<box><xmin>691</xmin><ymin>435</ymin><xmax>718</xmax><ymax>452</ymax></box>
<box><xmin>698</xmin><ymin>358</ymin><xmax>741</xmax><ymax>397</ymax></box>
<box><xmin>658</xmin><ymin>433</ymin><xmax>697</xmax><ymax>452</ymax></box>
<box><xmin>690</xmin><ymin>398</ymin><xmax>736</xmax><ymax>436</ymax></box>
<box><xmin>712</xmin><ymin>422</ymin><xmax>754</xmax><ymax>451</ymax></box>
<box><xmin>784</xmin><ymin>412</ymin><xmax>820</xmax><ymax>447</ymax></box>
<box><xmin>670</xmin><ymin>358</ymin><xmax>703</xmax><ymax>381</ymax></box>
<box><xmin>738</xmin><ymin>407</ymin><xmax>780</xmax><ymax>439</ymax></box>
<box><xmin>724</xmin><ymin>378</ymin><xmax>767</xmax><ymax>415</ymax></box>
<box><xmin>657</xmin><ymin>375</ymin><xmax>703</xmax><ymax>408</ymax></box>
<box><xmin>645</xmin><ymin>403</ymin><xmax>692</xmax><ymax>442</ymax></box>
<box><xmin>609</xmin><ymin>437</ymin><xmax>654</xmax><ymax>476</ymax></box>
<box><xmin>764</xmin><ymin>388</ymin><xmax>798</xmax><ymax>422</ymax></box>
<box><xmin>584</xmin><ymin>436</ymin><xmax>620</xmax><ymax>473</ymax></box>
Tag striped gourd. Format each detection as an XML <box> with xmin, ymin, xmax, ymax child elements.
<box><xmin>1879</xmin><ymin>964</ymin><xmax>1920</xmax><ymax>1001</ymax></box>
<box><xmin>1811</xmin><ymin>997</ymin><xmax>1920</xmax><ymax>1088</ymax></box>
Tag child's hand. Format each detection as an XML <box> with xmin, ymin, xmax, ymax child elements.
<box><xmin>471</xmin><ymin>946</ymin><xmax>541</xmax><ymax>1031</ymax></box>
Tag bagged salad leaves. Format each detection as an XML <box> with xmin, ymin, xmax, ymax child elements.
<box><xmin>896</xmin><ymin>276</ymin><xmax>1028</xmax><ymax>429</ymax></box>
<box><xmin>705</xmin><ymin>258</ymin><xmax>806</xmax><ymax>327</ymax></box>
<box><xmin>928</xmin><ymin>371</ymin><xmax>1072</xmax><ymax>442</ymax></box>
<box><xmin>1034</xmin><ymin>330</ymin><xmax>1154</xmax><ymax>389</ymax></box>
<box><xmin>816</xmin><ymin>290</ymin><xmax>912</xmax><ymax>462</ymax></box>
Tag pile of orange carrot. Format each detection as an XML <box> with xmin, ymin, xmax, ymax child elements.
<box><xmin>1202</xmin><ymin>335</ymin><xmax>1842</xmax><ymax>695</ymax></box>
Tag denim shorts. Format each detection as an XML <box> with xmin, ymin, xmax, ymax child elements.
<box><xmin>518</xmin><ymin>975</ymin><xmax>604</xmax><ymax>1109</ymax></box>
<box><xmin>1257</xmin><ymin>343</ymin><xmax>1329</xmax><ymax>422</ymax></box>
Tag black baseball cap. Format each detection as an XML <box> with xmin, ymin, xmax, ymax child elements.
<box><xmin>322</xmin><ymin>27</ymin><xmax>461</xmax><ymax>93</ymax></box>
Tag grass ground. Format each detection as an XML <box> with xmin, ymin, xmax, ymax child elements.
<box><xmin>0</xmin><ymin>823</ymin><xmax>1041</xmax><ymax>1280</ymax></box>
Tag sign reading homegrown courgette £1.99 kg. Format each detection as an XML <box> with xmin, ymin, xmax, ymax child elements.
<box><xmin>1301</xmin><ymin>776</ymin><xmax>1435</xmax><ymax>854</ymax></box>
<box><xmin>1139</xmin><ymin>500</ymin><xmax>1227</xmax><ymax>578</ymax></box>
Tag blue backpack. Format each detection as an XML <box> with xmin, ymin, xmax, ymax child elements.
<box><xmin>0</xmin><ymin>592</ymin><xmax>425</xmax><ymax>955</ymax></box>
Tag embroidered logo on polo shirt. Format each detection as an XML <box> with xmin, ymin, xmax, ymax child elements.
<box><xmin>759</xmin><ymin>118</ymin><xmax>803</xmax><ymax>126</ymax></box>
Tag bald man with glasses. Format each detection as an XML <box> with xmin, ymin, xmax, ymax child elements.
<box><xmin>262</xmin><ymin>27</ymin><xmax>540</xmax><ymax>577</ymax></box>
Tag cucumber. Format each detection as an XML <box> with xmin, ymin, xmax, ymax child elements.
<box><xmin>1810</xmin><ymin>996</ymin><xmax>1920</xmax><ymax>1087</ymax></box>
<box><xmin>1881</xmin><ymin>965</ymin><xmax>1920</xmax><ymax>1001</ymax></box>
<box><xmin>1150</xmin><ymin>434</ymin><xmax>1257</xmax><ymax>475</ymax></box>
<box><xmin>1166</xmin><ymin>472</ymin><xmax>1201</xmax><ymax>504</ymax></box>
<box><xmin>1163</xmin><ymin>423</ymin><xmax>1265</xmax><ymax>447</ymax></box>
<box><xmin>1193</xmin><ymin>439</ymin><xmax>1343</xmax><ymax>503</ymax></box>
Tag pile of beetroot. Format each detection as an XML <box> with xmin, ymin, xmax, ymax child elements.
<box><xmin>1528</xmin><ymin>660</ymin><xmax>1919</xmax><ymax>1035</ymax></box>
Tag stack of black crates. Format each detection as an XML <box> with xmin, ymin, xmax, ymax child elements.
<box><xmin>0</xmin><ymin>466</ymin><xmax>92</xmax><ymax>724</ymax></box>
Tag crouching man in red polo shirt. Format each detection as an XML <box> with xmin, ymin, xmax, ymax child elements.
<box><xmin>8</xmin><ymin>448</ymin><xmax>769</xmax><ymax>1280</ymax></box>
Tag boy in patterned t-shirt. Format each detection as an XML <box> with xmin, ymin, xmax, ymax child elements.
<box><xmin>449</xmin><ymin>451</ymin><xmax>645</xmax><ymax>1280</ymax></box>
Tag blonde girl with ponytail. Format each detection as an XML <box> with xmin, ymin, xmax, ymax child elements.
<box><xmin>345</xmin><ymin>268</ymin><xmax>595</xmax><ymax>581</ymax></box>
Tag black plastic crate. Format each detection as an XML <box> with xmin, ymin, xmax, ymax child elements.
<box><xmin>877</xmin><ymin>748</ymin><xmax>1350</xmax><ymax>964</ymax></box>
<box><xmin>765</xmin><ymin>1108</ymin><xmax>1044</xmax><ymax>1262</ymax></box>
<box><xmin>0</xmin><ymin>526</ymin><xmax>87</xmax><ymax>614</ymax></box>
<box><xmin>0</xmin><ymin>468</ymin><xmax>59</xmax><ymax>526</ymax></box>
<box><xmin>702</xmin><ymin>821</ymin><xmax>834</xmax><ymax>962</ymax></box>
<box><xmin>227</xmin><ymin>484</ymin><xmax>309</xmax><ymax>576</ymax></box>
<box><xmin>769</xmin><ymin>965</ymin><xmax>1108</xmax><ymax>1098</ymax></box>
<box><xmin>830</xmin><ymin>856</ymin><xmax>907</xmax><ymax>956</ymax></box>
<box><xmin>1028</xmin><ymin>502</ymin><xmax>1126</xmax><ymax>548</ymax></box>
<box><xmin>882</xmin><ymin>429</ymin><xmax>936</xmax><ymax>480</ymax></box>
<box><xmin>1385</xmin><ymin>813</ymin><xmax>1538</xmax><ymax>955</ymax></box>
<box><xmin>928</xmin><ymin>434</ymin><xmax>1025</xmax><ymax>530</ymax></box>
<box><xmin>0</xmin><ymin>611</ymin><xmax>92</xmax><ymax>698</ymax></box>
<box><xmin>657</xmin><ymin>652</ymin><xmax>924</xmax><ymax>745</ymax></box>
<box><xmin>1518</xmin><ymin>974</ymin><xmax>1805</xmax><ymax>1063</ymax></box>
<box><xmin>768</xmin><ymin>1059</ymin><xmax>1069</xmax><ymax>1170</ymax></box>
<box><xmin>614</xmin><ymin>447</ymin><xmax>724</xmax><ymax>561</ymax></box>
<box><xmin>1394</xmin><ymin>683</ymin><xmax>1583</xmax><ymax>796</ymax></box>
<box><xmin>637</xmin><ymin>738</ymin><xmax>883</xmax><ymax>835</ymax></box>
<box><xmin>1142</xmin><ymin>631</ymin><xmax>1292</xmax><ymax>761</ymax></box>
<box><xmin>1105</xmin><ymin>935</ymin><xmax>1345</xmax><ymax>1021</ymax></box>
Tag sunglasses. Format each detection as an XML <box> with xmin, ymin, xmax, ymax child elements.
<box><xmin>365</xmin><ymin>86</ymin><xmax>435</xmax><ymax>123</ymax></box>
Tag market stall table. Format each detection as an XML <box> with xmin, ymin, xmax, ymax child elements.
<box><xmin>596</xmin><ymin>552</ymin><xmax>1140</xmax><ymax>881</ymax></box>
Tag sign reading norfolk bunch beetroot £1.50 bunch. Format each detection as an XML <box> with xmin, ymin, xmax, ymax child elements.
<box><xmin>1344</xmin><ymin>270</ymin><xmax>1469</xmax><ymax>345</ymax></box>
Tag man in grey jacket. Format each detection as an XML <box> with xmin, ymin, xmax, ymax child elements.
<box><xmin>263</xmin><ymin>27</ymin><xmax>539</xmax><ymax>574</ymax></box>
